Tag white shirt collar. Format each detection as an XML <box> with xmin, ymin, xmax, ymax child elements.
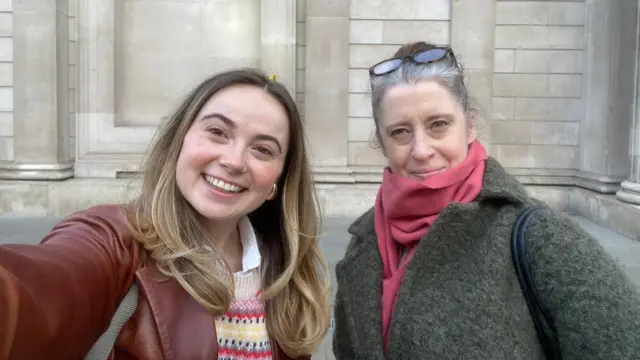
<box><xmin>237</xmin><ymin>215</ymin><xmax>261</xmax><ymax>274</ymax></box>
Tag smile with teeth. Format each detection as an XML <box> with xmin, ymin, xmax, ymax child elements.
<box><xmin>203</xmin><ymin>174</ymin><xmax>245</xmax><ymax>193</ymax></box>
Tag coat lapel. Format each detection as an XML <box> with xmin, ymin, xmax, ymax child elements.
<box><xmin>135</xmin><ymin>265</ymin><xmax>217</xmax><ymax>360</ymax></box>
<box><xmin>338</xmin><ymin>213</ymin><xmax>386</xmax><ymax>360</ymax></box>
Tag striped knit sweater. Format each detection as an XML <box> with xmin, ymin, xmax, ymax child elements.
<box><xmin>215</xmin><ymin>268</ymin><xmax>271</xmax><ymax>360</ymax></box>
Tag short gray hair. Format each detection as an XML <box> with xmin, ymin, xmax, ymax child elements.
<box><xmin>369</xmin><ymin>42</ymin><xmax>472</xmax><ymax>143</ymax></box>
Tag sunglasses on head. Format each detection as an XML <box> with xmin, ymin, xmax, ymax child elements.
<box><xmin>369</xmin><ymin>47</ymin><xmax>457</xmax><ymax>77</ymax></box>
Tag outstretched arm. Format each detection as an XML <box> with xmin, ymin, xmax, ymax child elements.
<box><xmin>0</xmin><ymin>205</ymin><xmax>140</xmax><ymax>360</ymax></box>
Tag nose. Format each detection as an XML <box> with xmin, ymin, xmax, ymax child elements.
<box><xmin>219</xmin><ymin>147</ymin><xmax>247</xmax><ymax>173</ymax></box>
<box><xmin>411</xmin><ymin>133</ymin><xmax>435</xmax><ymax>161</ymax></box>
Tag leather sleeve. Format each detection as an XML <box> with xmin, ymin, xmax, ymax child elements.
<box><xmin>0</xmin><ymin>205</ymin><xmax>140</xmax><ymax>360</ymax></box>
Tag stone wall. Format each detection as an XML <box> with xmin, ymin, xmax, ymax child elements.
<box><xmin>347</xmin><ymin>0</ymin><xmax>452</xmax><ymax>169</ymax></box>
<box><xmin>68</xmin><ymin>0</ymin><xmax>77</xmax><ymax>161</ymax></box>
<box><xmin>493</xmin><ymin>1</ymin><xmax>584</xmax><ymax>174</ymax></box>
<box><xmin>1</xmin><ymin>0</ymin><xmax>640</xmax><ymax>239</ymax></box>
<box><xmin>296</xmin><ymin>0</ymin><xmax>306</xmax><ymax>117</ymax></box>
<box><xmin>0</xmin><ymin>0</ymin><xmax>12</xmax><ymax>163</ymax></box>
<box><xmin>65</xmin><ymin>0</ymin><xmax>295</xmax><ymax>178</ymax></box>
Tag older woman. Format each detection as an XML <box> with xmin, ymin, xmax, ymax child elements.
<box><xmin>332</xmin><ymin>41</ymin><xmax>640</xmax><ymax>359</ymax></box>
<box><xmin>0</xmin><ymin>68</ymin><xmax>330</xmax><ymax>360</ymax></box>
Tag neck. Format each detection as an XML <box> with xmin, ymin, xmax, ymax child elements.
<box><xmin>204</xmin><ymin>218</ymin><xmax>243</xmax><ymax>267</ymax></box>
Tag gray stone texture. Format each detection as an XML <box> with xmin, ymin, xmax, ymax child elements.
<box><xmin>579</xmin><ymin>0</ymin><xmax>635</xmax><ymax>194</ymax></box>
<box><xmin>305</xmin><ymin>0</ymin><xmax>350</xmax><ymax>168</ymax></box>
<box><xmin>7</xmin><ymin>0</ymin><xmax>72</xmax><ymax>180</ymax></box>
<box><xmin>0</xmin><ymin>0</ymin><xmax>12</xmax><ymax>163</ymax></box>
<box><xmin>0</xmin><ymin>0</ymin><xmax>638</xmax><ymax>262</ymax></box>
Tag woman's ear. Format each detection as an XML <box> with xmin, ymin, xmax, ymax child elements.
<box><xmin>267</xmin><ymin>182</ymin><xmax>278</xmax><ymax>200</ymax></box>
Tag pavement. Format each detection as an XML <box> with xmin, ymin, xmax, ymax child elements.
<box><xmin>1</xmin><ymin>214</ymin><xmax>638</xmax><ymax>359</ymax></box>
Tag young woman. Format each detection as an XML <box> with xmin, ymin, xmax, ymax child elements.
<box><xmin>332</xmin><ymin>41</ymin><xmax>640</xmax><ymax>359</ymax></box>
<box><xmin>0</xmin><ymin>68</ymin><xmax>330</xmax><ymax>360</ymax></box>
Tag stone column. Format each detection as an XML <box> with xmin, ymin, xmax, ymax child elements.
<box><xmin>617</xmin><ymin>123</ymin><xmax>640</xmax><ymax>205</ymax></box>
<box><xmin>0</xmin><ymin>0</ymin><xmax>72</xmax><ymax>180</ymax></box>
<box><xmin>577</xmin><ymin>0</ymin><xmax>633</xmax><ymax>193</ymax></box>
<box><xmin>261</xmin><ymin>0</ymin><xmax>296</xmax><ymax>95</ymax></box>
<box><xmin>450</xmin><ymin>0</ymin><xmax>495</xmax><ymax>153</ymax></box>
<box><xmin>616</xmin><ymin>0</ymin><xmax>640</xmax><ymax>205</ymax></box>
<box><xmin>304</xmin><ymin>0</ymin><xmax>350</xmax><ymax>182</ymax></box>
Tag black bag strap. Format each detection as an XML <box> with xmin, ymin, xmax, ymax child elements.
<box><xmin>511</xmin><ymin>205</ymin><xmax>562</xmax><ymax>360</ymax></box>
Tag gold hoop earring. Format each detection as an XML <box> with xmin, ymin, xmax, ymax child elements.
<box><xmin>269</xmin><ymin>183</ymin><xmax>278</xmax><ymax>200</ymax></box>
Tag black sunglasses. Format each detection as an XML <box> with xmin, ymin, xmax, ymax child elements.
<box><xmin>369</xmin><ymin>47</ymin><xmax>457</xmax><ymax>77</ymax></box>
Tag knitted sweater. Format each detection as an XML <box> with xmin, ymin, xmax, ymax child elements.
<box><xmin>333</xmin><ymin>157</ymin><xmax>640</xmax><ymax>360</ymax></box>
<box><xmin>215</xmin><ymin>269</ymin><xmax>271</xmax><ymax>360</ymax></box>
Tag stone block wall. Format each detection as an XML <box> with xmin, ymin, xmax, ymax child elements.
<box><xmin>347</xmin><ymin>0</ymin><xmax>452</xmax><ymax>168</ymax></box>
<box><xmin>115</xmin><ymin>0</ymin><xmax>262</xmax><ymax>128</ymax></box>
<box><xmin>2</xmin><ymin>0</ymin><xmax>640</xmax><ymax>237</ymax></box>
<box><xmin>492</xmin><ymin>1</ymin><xmax>584</xmax><ymax>173</ymax></box>
<box><xmin>0</xmin><ymin>0</ymin><xmax>12</xmax><ymax>163</ymax></box>
<box><xmin>296</xmin><ymin>0</ymin><xmax>306</xmax><ymax>118</ymax></box>
<box><xmin>68</xmin><ymin>0</ymin><xmax>77</xmax><ymax>161</ymax></box>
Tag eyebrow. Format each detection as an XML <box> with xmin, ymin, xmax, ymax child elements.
<box><xmin>199</xmin><ymin>112</ymin><xmax>283</xmax><ymax>153</ymax></box>
<box><xmin>384</xmin><ymin>113</ymin><xmax>453</xmax><ymax>132</ymax></box>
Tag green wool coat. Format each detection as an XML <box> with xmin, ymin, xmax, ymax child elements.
<box><xmin>332</xmin><ymin>157</ymin><xmax>640</xmax><ymax>360</ymax></box>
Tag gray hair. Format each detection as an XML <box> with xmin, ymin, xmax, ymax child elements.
<box><xmin>369</xmin><ymin>51</ymin><xmax>473</xmax><ymax>143</ymax></box>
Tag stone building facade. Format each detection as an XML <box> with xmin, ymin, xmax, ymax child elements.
<box><xmin>0</xmin><ymin>0</ymin><xmax>639</xmax><ymax>239</ymax></box>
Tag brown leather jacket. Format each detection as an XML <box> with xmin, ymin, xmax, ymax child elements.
<box><xmin>0</xmin><ymin>205</ymin><xmax>308</xmax><ymax>360</ymax></box>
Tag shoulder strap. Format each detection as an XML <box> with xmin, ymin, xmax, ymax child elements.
<box><xmin>511</xmin><ymin>206</ymin><xmax>563</xmax><ymax>360</ymax></box>
<box><xmin>84</xmin><ymin>282</ymin><xmax>139</xmax><ymax>360</ymax></box>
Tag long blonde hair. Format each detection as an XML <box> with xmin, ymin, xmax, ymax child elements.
<box><xmin>126</xmin><ymin>68</ymin><xmax>330</xmax><ymax>356</ymax></box>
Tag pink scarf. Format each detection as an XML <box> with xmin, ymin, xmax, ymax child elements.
<box><xmin>374</xmin><ymin>140</ymin><xmax>488</xmax><ymax>350</ymax></box>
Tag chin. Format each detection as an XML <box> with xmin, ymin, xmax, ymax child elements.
<box><xmin>194</xmin><ymin>199</ymin><xmax>266</xmax><ymax>222</ymax></box>
<box><xmin>186</xmin><ymin>198</ymin><xmax>234</xmax><ymax>219</ymax></box>
<box><xmin>195</xmin><ymin>207</ymin><xmax>240</xmax><ymax>222</ymax></box>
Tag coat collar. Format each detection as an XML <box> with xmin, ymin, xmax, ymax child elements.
<box><xmin>338</xmin><ymin>157</ymin><xmax>530</xmax><ymax>358</ymax></box>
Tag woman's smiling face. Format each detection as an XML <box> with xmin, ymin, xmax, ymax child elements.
<box><xmin>175</xmin><ymin>83</ymin><xmax>290</xmax><ymax>222</ymax></box>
